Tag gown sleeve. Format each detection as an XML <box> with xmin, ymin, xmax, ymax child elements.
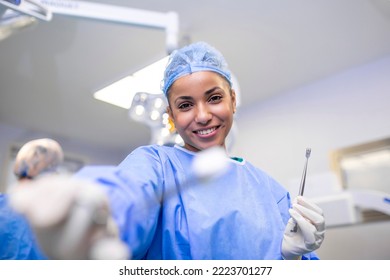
<box><xmin>0</xmin><ymin>195</ymin><xmax>47</xmax><ymax>259</ymax></box>
<box><xmin>74</xmin><ymin>146</ymin><xmax>164</xmax><ymax>259</ymax></box>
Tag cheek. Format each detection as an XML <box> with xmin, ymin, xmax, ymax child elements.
<box><xmin>172</xmin><ymin>111</ymin><xmax>193</xmax><ymax>130</ymax></box>
<box><xmin>217</xmin><ymin>104</ymin><xmax>234</xmax><ymax>120</ymax></box>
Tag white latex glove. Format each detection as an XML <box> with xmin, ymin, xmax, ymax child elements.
<box><xmin>9</xmin><ymin>174</ymin><xmax>130</xmax><ymax>260</ymax></box>
<box><xmin>282</xmin><ymin>196</ymin><xmax>325</xmax><ymax>260</ymax></box>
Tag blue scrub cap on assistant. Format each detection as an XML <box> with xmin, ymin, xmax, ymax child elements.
<box><xmin>161</xmin><ymin>41</ymin><xmax>232</xmax><ymax>96</ymax></box>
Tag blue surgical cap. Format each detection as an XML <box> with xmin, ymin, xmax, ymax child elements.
<box><xmin>161</xmin><ymin>41</ymin><xmax>232</xmax><ymax>96</ymax></box>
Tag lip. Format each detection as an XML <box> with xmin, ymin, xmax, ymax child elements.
<box><xmin>193</xmin><ymin>126</ymin><xmax>220</xmax><ymax>138</ymax></box>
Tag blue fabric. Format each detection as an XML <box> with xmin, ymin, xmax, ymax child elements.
<box><xmin>75</xmin><ymin>145</ymin><xmax>319</xmax><ymax>260</ymax></box>
<box><xmin>0</xmin><ymin>194</ymin><xmax>47</xmax><ymax>260</ymax></box>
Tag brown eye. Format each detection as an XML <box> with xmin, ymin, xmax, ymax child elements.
<box><xmin>178</xmin><ymin>102</ymin><xmax>192</xmax><ymax>110</ymax></box>
<box><xmin>209</xmin><ymin>95</ymin><xmax>222</xmax><ymax>103</ymax></box>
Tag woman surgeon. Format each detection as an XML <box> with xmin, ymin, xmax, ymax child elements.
<box><xmin>10</xmin><ymin>42</ymin><xmax>325</xmax><ymax>260</ymax></box>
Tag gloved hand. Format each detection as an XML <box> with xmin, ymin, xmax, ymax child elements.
<box><xmin>8</xmin><ymin>174</ymin><xmax>130</xmax><ymax>260</ymax></box>
<box><xmin>282</xmin><ymin>196</ymin><xmax>325</xmax><ymax>260</ymax></box>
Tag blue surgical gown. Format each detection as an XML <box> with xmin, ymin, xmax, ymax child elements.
<box><xmin>0</xmin><ymin>194</ymin><xmax>47</xmax><ymax>260</ymax></box>
<box><xmin>75</xmin><ymin>145</ymin><xmax>319</xmax><ymax>260</ymax></box>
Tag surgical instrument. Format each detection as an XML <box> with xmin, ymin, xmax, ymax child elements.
<box><xmin>298</xmin><ymin>148</ymin><xmax>311</xmax><ymax>197</ymax></box>
<box><xmin>291</xmin><ymin>148</ymin><xmax>311</xmax><ymax>232</ymax></box>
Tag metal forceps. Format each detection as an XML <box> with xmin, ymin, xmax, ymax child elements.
<box><xmin>291</xmin><ymin>148</ymin><xmax>311</xmax><ymax>232</ymax></box>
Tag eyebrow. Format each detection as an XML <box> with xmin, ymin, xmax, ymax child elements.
<box><xmin>173</xmin><ymin>87</ymin><xmax>222</xmax><ymax>103</ymax></box>
<box><xmin>205</xmin><ymin>86</ymin><xmax>221</xmax><ymax>95</ymax></box>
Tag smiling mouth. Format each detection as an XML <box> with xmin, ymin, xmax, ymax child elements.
<box><xmin>194</xmin><ymin>126</ymin><xmax>219</xmax><ymax>136</ymax></box>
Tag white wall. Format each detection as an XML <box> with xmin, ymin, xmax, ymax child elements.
<box><xmin>231</xmin><ymin>55</ymin><xmax>390</xmax><ymax>259</ymax></box>
<box><xmin>232</xmin><ymin>55</ymin><xmax>390</xmax><ymax>187</ymax></box>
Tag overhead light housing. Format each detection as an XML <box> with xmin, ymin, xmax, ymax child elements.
<box><xmin>93</xmin><ymin>56</ymin><xmax>169</xmax><ymax>109</ymax></box>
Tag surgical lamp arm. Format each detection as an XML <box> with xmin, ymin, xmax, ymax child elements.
<box><xmin>38</xmin><ymin>0</ymin><xmax>179</xmax><ymax>53</ymax></box>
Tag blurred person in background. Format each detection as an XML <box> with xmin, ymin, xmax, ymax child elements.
<box><xmin>0</xmin><ymin>138</ymin><xmax>63</xmax><ymax>259</ymax></box>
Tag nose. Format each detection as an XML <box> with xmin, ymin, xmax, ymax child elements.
<box><xmin>195</xmin><ymin>104</ymin><xmax>212</xmax><ymax>125</ymax></box>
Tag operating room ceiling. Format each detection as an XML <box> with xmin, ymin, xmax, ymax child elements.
<box><xmin>1</xmin><ymin>0</ymin><xmax>390</xmax><ymax>155</ymax></box>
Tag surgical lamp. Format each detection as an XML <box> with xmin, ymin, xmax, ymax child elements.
<box><xmin>129</xmin><ymin>92</ymin><xmax>183</xmax><ymax>146</ymax></box>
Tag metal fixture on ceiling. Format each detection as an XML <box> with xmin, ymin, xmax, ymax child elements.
<box><xmin>0</xmin><ymin>0</ymin><xmax>179</xmax><ymax>53</ymax></box>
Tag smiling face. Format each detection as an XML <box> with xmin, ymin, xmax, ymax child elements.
<box><xmin>167</xmin><ymin>71</ymin><xmax>236</xmax><ymax>152</ymax></box>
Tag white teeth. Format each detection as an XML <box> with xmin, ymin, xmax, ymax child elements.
<box><xmin>197</xmin><ymin>127</ymin><xmax>216</xmax><ymax>135</ymax></box>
